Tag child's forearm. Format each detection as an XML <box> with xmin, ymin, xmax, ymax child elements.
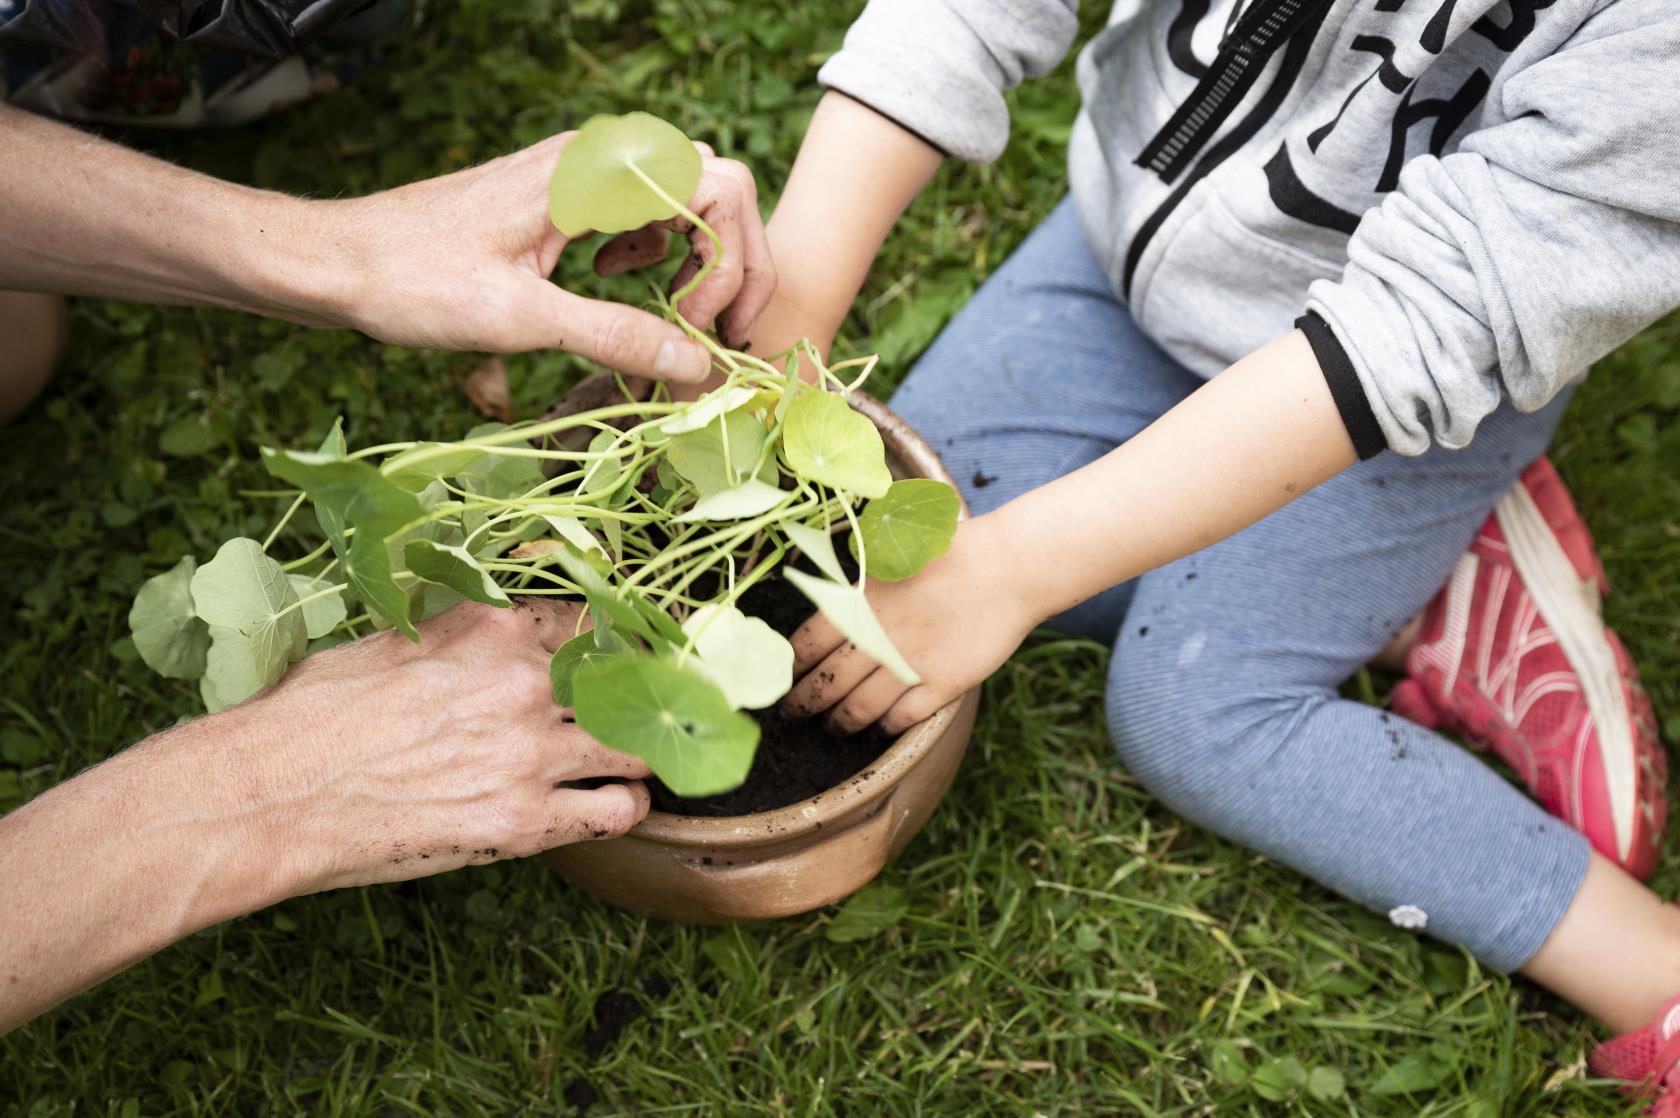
<box><xmin>752</xmin><ymin>92</ymin><xmax>944</xmax><ymax>357</ymax></box>
<box><xmin>987</xmin><ymin>330</ymin><xmax>1359</xmax><ymax>620</ymax></box>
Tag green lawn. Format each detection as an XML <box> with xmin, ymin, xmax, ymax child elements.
<box><xmin>4</xmin><ymin>2</ymin><xmax>1679</xmax><ymax>1114</ymax></box>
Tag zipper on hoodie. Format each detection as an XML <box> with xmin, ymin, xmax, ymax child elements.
<box><xmin>1135</xmin><ymin>0</ymin><xmax>1334</xmax><ymax>183</ymax></box>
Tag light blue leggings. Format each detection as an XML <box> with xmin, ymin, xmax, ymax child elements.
<box><xmin>892</xmin><ymin>199</ymin><xmax>1591</xmax><ymax>971</ymax></box>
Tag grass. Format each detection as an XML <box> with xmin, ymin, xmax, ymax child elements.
<box><xmin>3</xmin><ymin>1</ymin><xmax>1678</xmax><ymax>1114</ymax></box>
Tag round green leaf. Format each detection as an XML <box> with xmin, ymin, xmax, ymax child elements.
<box><xmin>189</xmin><ymin>539</ymin><xmax>307</xmax><ymax>682</ymax></box>
<box><xmin>572</xmin><ymin>655</ymin><xmax>759</xmax><ymax>797</ymax></box>
<box><xmin>1250</xmin><ymin>1057</ymin><xmax>1308</xmax><ymax>1102</ymax></box>
<box><xmin>200</xmin><ymin>624</ymin><xmax>280</xmax><ymax>713</ymax></box>
<box><xmin>130</xmin><ymin>556</ymin><xmax>212</xmax><ymax>679</ymax></box>
<box><xmin>681</xmin><ymin>604</ymin><xmax>794</xmax><ymax>710</ymax></box>
<box><xmin>781</xmin><ymin>390</ymin><xmax>892</xmax><ymax>498</ymax></box>
<box><xmin>550</xmin><ymin>630</ymin><xmax>612</xmax><ymax>707</ymax></box>
<box><xmin>286</xmin><ymin>573</ymin><xmax>349</xmax><ymax>639</ymax></box>
<box><xmin>548</xmin><ymin>112</ymin><xmax>702</xmax><ymax>237</ymax></box>
<box><xmin>666</xmin><ymin>408</ymin><xmax>771</xmax><ymax>496</ymax></box>
<box><xmin>403</xmin><ymin>540</ymin><xmax>510</xmax><ymax>607</ymax></box>
<box><xmin>1306</xmin><ymin>1066</ymin><xmax>1346</xmax><ymax>1102</ymax></box>
<box><xmin>850</xmin><ymin>479</ymin><xmax>960</xmax><ymax>581</ymax></box>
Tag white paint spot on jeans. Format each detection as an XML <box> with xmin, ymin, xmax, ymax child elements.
<box><xmin>1387</xmin><ymin>904</ymin><xmax>1428</xmax><ymax>930</ymax></box>
<box><xmin>1176</xmin><ymin>631</ymin><xmax>1207</xmax><ymax>667</ymax></box>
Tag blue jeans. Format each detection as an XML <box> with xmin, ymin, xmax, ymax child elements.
<box><xmin>892</xmin><ymin>199</ymin><xmax>1591</xmax><ymax>972</ymax></box>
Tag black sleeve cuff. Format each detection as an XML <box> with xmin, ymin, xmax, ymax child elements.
<box><xmin>1296</xmin><ymin>311</ymin><xmax>1386</xmax><ymax>460</ymax></box>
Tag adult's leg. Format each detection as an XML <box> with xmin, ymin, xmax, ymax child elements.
<box><xmin>1106</xmin><ymin>389</ymin><xmax>1680</xmax><ymax>1029</ymax></box>
<box><xmin>0</xmin><ymin>291</ymin><xmax>68</xmax><ymax>427</ymax></box>
<box><xmin>890</xmin><ymin>199</ymin><xmax>1202</xmax><ymax>642</ymax></box>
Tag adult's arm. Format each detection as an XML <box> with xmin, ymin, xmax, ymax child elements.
<box><xmin>0</xmin><ymin>599</ymin><xmax>644</xmax><ymax>1035</ymax></box>
<box><xmin>0</xmin><ymin>104</ymin><xmax>774</xmax><ymax>382</ymax></box>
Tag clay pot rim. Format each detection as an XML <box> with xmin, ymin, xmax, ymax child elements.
<box><xmin>629</xmin><ymin>391</ymin><xmax>968</xmax><ymax>851</ymax></box>
<box><xmin>629</xmin><ymin>695</ymin><xmax>967</xmax><ymax>848</ymax></box>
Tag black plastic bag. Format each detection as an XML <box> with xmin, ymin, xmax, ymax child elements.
<box><xmin>181</xmin><ymin>0</ymin><xmax>376</xmax><ymax>57</ymax></box>
<box><xmin>0</xmin><ymin>0</ymin><xmax>114</xmax><ymax>54</ymax></box>
<box><xmin>0</xmin><ymin>0</ymin><xmax>380</xmax><ymax>58</ymax></box>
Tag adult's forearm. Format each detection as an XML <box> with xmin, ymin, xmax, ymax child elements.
<box><xmin>0</xmin><ymin>712</ymin><xmax>290</xmax><ymax>1034</ymax></box>
<box><xmin>988</xmin><ymin>331</ymin><xmax>1360</xmax><ymax>620</ymax></box>
<box><xmin>752</xmin><ymin>92</ymin><xmax>943</xmax><ymax>356</ymax></box>
<box><xmin>0</xmin><ymin>104</ymin><xmax>344</xmax><ymax>325</ymax></box>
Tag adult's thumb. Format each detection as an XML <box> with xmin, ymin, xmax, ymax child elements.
<box><xmin>549</xmin><ymin>288</ymin><xmax>712</xmax><ymax>384</ymax></box>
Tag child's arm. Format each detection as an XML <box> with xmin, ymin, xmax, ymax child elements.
<box><xmin>746</xmin><ymin>92</ymin><xmax>943</xmax><ymax>360</ymax></box>
<box><xmin>783</xmin><ymin>330</ymin><xmax>1357</xmax><ymax>733</ymax></box>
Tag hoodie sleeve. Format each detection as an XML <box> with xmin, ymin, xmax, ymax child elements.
<box><xmin>1303</xmin><ymin>1</ymin><xmax>1680</xmax><ymax>457</ymax></box>
<box><xmin>816</xmin><ymin>0</ymin><xmax>1081</xmax><ymax>163</ymax></box>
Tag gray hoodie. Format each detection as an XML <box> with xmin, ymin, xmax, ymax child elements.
<box><xmin>818</xmin><ymin>0</ymin><xmax>1680</xmax><ymax>456</ymax></box>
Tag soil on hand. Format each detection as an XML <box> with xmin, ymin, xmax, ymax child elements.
<box><xmin>647</xmin><ymin>570</ymin><xmax>894</xmax><ymax>818</ymax></box>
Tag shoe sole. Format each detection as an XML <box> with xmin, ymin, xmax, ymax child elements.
<box><xmin>1495</xmin><ymin>480</ymin><xmax>1639</xmax><ymax>863</ymax></box>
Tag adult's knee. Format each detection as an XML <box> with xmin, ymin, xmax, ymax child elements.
<box><xmin>0</xmin><ymin>292</ymin><xmax>68</xmax><ymax>427</ymax></box>
<box><xmin>1105</xmin><ymin>624</ymin><xmax>1311</xmax><ymax>827</ymax></box>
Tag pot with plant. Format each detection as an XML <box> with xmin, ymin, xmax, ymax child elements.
<box><xmin>128</xmin><ymin>113</ymin><xmax>978</xmax><ymax>923</ymax></box>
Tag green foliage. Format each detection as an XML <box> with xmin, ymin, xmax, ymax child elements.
<box><xmin>784</xmin><ymin>568</ymin><xmax>919</xmax><ymax>685</ymax></box>
<box><xmin>6</xmin><ymin>3</ymin><xmax>1672</xmax><ymax>1111</ymax></box>
<box><xmin>781</xmin><ymin>388</ymin><xmax>894</xmax><ymax>499</ymax></box>
<box><xmin>571</xmin><ymin>654</ymin><xmax>759</xmax><ymax>796</ymax></box>
<box><xmin>547</xmin><ymin>111</ymin><xmax>703</xmax><ymax>237</ymax></box>
<box><xmin>851</xmin><ymin>478</ymin><xmax>960</xmax><ymax>581</ymax></box>
<box><xmin>681</xmin><ymin>603</ymin><xmax>794</xmax><ymax>710</ymax></box>
<box><xmin>128</xmin><ymin>556</ymin><xmax>210</xmax><ymax>679</ymax></box>
<box><xmin>125</xmin><ymin>113</ymin><xmax>956</xmax><ymax>797</ymax></box>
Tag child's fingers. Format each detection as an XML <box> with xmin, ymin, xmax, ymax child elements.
<box><xmin>823</xmin><ymin>668</ymin><xmax>906</xmax><ymax>736</ymax></box>
<box><xmin>790</xmin><ymin>614</ymin><xmax>846</xmax><ymax>675</ymax></box>
<box><xmin>783</xmin><ymin>641</ymin><xmax>875</xmax><ymax>719</ymax></box>
<box><xmin>593</xmin><ymin>228</ymin><xmax>669</xmax><ymax>277</ymax></box>
<box><xmin>880</xmin><ymin>687</ymin><xmax>945</xmax><ymax>737</ymax></box>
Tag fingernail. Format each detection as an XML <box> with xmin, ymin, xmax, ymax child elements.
<box><xmin>655</xmin><ymin>339</ymin><xmax>707</xmax><ymax>383</ymax></box>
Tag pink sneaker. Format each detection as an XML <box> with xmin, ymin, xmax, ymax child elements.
<box><xmin>1390</xmin><ymin>456</ymin><xmax>1667</xmax><ymax>879</ymax></box>
<box><xmin>1592</xmin><ymin>992</ymin><xmax>1680</xmax><ymax>1115</ymax></box>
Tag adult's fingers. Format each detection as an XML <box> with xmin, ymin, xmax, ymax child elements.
<box><xmin>782</xmin><ymin>641</ymin><xmax>876</xmax><ymax>719</ymax></box>
<box><xmin>548</xmin><ymin>723</ymin><xmax>653</xmax><ymax>782</ymax></box>
<box><xmin>824</xmin><ymin>668</ymin><xmax>909</xmax><ymax>736</ymax></box>
<box><xmin>541</xmin><ymin>781</ymin><xmax>650</xmax><ymax>848</ymax></box>
<box><xmin>545</xmin><ymin>286</ymin><xmax>712</xmax><ymax>383</ymax></box>
<box><xmin>511</xmin><ymin>597</ymin><xmax>590</xmax><ymax>655</ymax></box>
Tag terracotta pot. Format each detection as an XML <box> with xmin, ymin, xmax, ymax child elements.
<box><xmin>544</xmin><ymin>391</ymin><xmax>980</xmax><ymax>923</ymax></box>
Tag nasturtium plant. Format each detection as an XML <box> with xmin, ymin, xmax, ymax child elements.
<box><xmin>128</xmin><ymin>113</ymin><xmax>961</xmax><ymax>798</ymax></box>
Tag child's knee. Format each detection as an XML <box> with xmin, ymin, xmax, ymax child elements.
<box><xmin>1105</xmin><ymin>625</ymin><xmax>1300</xmax><ymax>825</ymax></box>
<box><xmin>0</xmin><ymin>292</ymin><xmax>68</xmax><ymax>427</ymax></box>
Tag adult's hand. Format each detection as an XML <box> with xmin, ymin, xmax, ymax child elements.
<box><xmin>331</xmin><ymin>133</ymin><xmax>775</xmax><ymax>380</ymax></box>
<box><xmin>0</xmin><ymin>598</ymin><xmax>645</xmax><ymax>1034</ymax></box>
<box><xmin>0</xmin><ymin>106</ymin><xmax>774</xmax><ymax>384</ymax></box>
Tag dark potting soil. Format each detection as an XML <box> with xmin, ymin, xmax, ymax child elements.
<box><xmin>646</xmin><ymin>569</ymin><xmax>895</xmax><ymax>818</ymax></box>
<box><xmin>566</xmin><ymin>975</ymin><xmax>673</xmax><ymax>1116</ymax></box>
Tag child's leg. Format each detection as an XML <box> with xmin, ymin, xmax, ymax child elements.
<box><xmin>0</xmin><ymin>291</ymin><xmax>68</xmax><ymax>427</ymax></box>
<box><xmin>890</xmin><ymin>199</ymin><xmax>1201</xmax><ymax>641</ymax></box>
<box><xmin>1104</xmin><ymin>391</ymin><xmax>1680</xmax><ymax>1030</ymax></box>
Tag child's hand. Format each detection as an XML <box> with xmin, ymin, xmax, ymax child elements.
<box><xmin>781</xmin><ymin>517</ymin><xmax>1040</xmax><ymax>734</ymax></box>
